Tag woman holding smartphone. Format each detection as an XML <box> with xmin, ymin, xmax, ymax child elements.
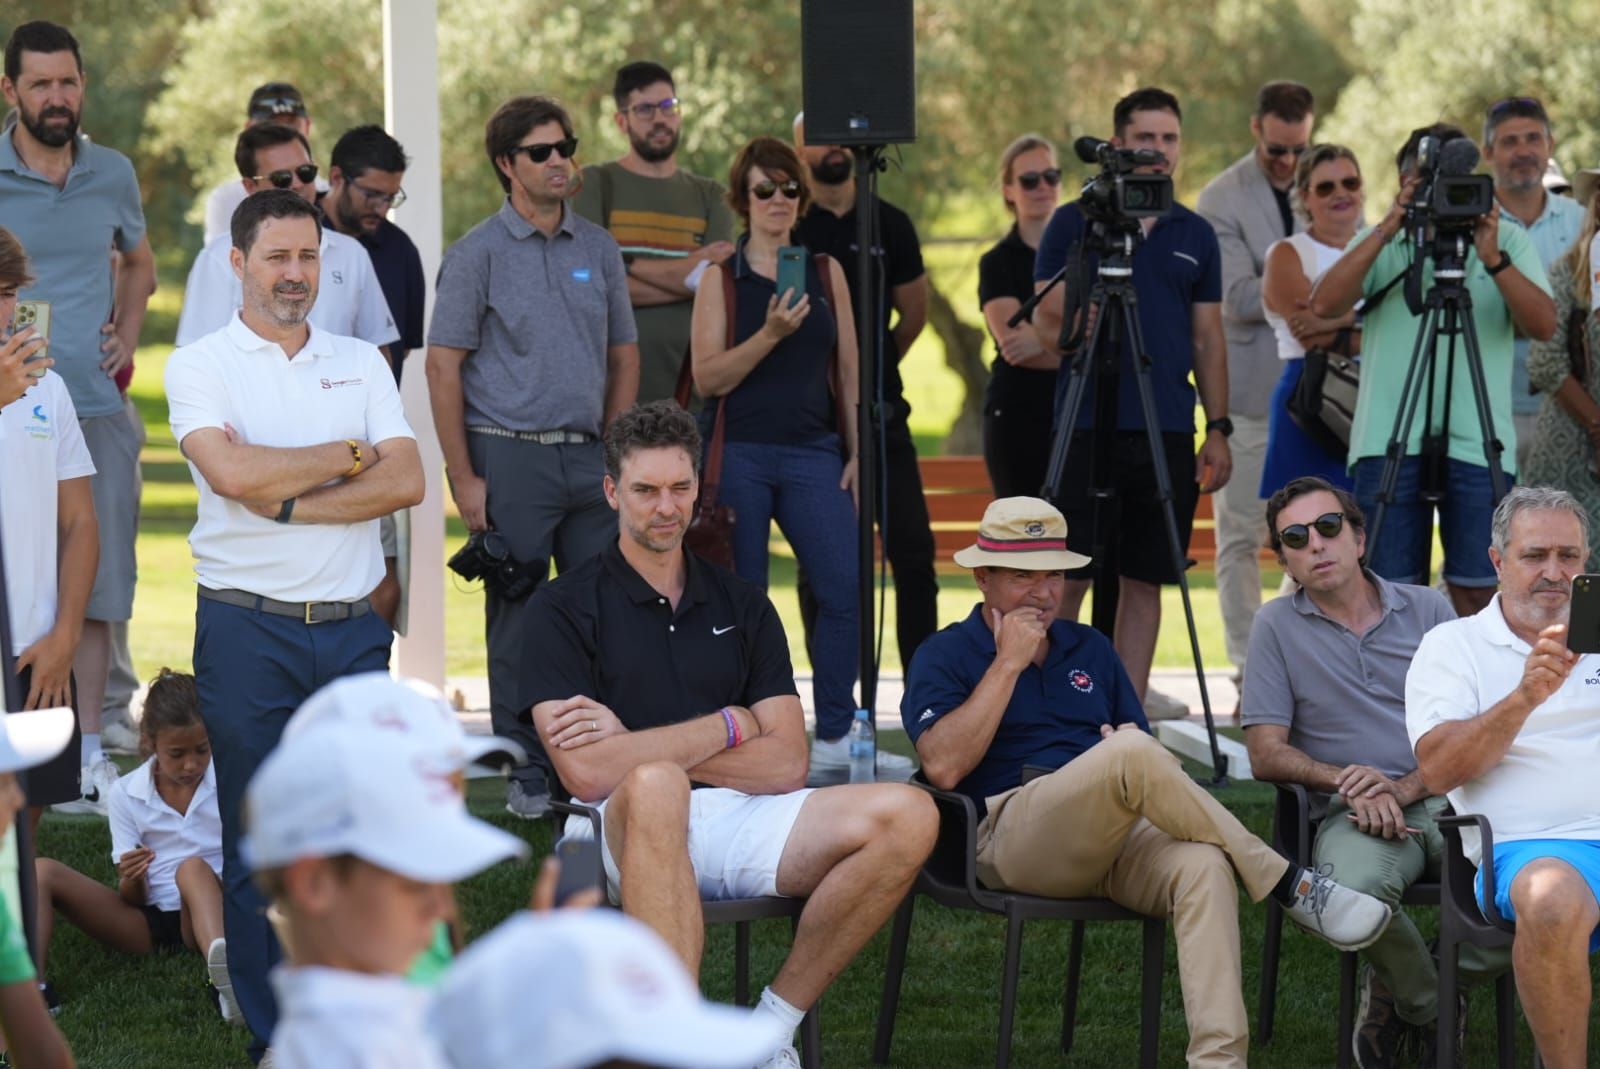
<box><xmin>690</xmin><ymin>135</ymin><xmax>861</xmax><ymax>763</ymax></box>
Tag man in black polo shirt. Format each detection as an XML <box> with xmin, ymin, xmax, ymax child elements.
<box><xmin>524</xmin><ymin>401</ymin><xmax>936</xmax><ymax>1069</ymax></box>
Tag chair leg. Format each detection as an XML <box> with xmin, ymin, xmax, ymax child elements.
<box><xmin>1437</xmin><ymin>935</ymin><xmax>1460</xmax><ymax>1068</ymax></box>
<box><xmin>1337</xmin><ymin>952</ymin><xmax>1357</xmax><ymax>1069</ymax></box>
<box><xmin>734</xmin><ymin>920</ymin><xmax>752</xmax><ymax>1006</ymax></box>
<box><xmin>1061</xmin><ymin>920</ymin><xmax>1085</xmax><ymax>1055</ymax></box>
<box><xmin>872</xmin><ymin>895</ymin><xmax>917</xmax><ymax>1065</ymax></box>
<box><xmin>1258</xmin><ymin>898</ymin><xmax>1283</xmax><ymax>1044</ymax></box>
<box><xmin>995</xmin><ymin>912</ymin><xmax>1025</xmax><ymax>1069</ymax></box>
<box><xmin>1139</xmin><ymin>917</ymin><xmax>1163</xmax><ymax>1069</ymax></box>
<box><xmin>1494</xmin><ymin>971</ymin><xmax>1516</xmax><ymax>1068</ymax></box>
<box><xmin>800</xmin><ymin>1003</ymin><xmax>822</xmax><ymax>1069</ymax></box>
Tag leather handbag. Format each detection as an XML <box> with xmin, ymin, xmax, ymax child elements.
<box><xmin>1289</xmin><ymin>332</ymin><xmax>1360</xmax><ymax>457</ymax></box>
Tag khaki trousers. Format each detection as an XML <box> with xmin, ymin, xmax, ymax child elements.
<box><xmin>976</xmin><ymin>731</ymin><xmax>1289</xmax><ymax>1069</ymax></box>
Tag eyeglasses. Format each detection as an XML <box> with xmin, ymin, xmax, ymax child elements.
<box><xmin>252</xmin><ymin>164</ymin><xmax>319</xmax><ymax>189</ymax></box>
<box><xmin>626</xmin><ymin>97</ymin><xmax>680</xmax><ymax>121</ymax></box>
<box><xmin>1277</xmin><ymin>511</ymin><xmax>1345</xmax><ymax>550</ymax></box>
<box><xmin>1016</xmin><ymin>168</ymin><xmax>1062</xmax><ymax>191</ymax></box>
<box><xmin>751</xmin><ymin>179</ymin><xmax>802</xmax><ymax>201</ymax></box>
<box><xmin>1264</xmin><ymin>143</ymin><xmax>1309</xmax><ymax>159</ymax></box>
<box><xmin>1311</xmin><ymin>175</ymin><xmax>1363</xmax><ymax>199</ymax></box>
<box><xmin>351</xmin><ymin>179</ymin><xmax>406</xmax><ymax>209</ymax></box>
<box><xmin>511</xmin><ymin>137</ymin><xmax>579</xmax><ymax>164</ymax></box>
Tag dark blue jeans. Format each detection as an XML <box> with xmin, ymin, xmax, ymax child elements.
<box><xmin>193</xmin><ymin>596</ymin><xmax>392</xmax><ymax>1059</ymax></box>
<box><xmin>719</xmin><ymin>437</ymin><xmax>860</xmax><ymax>738</ymax></box>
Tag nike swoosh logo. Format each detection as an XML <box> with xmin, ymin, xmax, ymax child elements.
<box><xmin>712</xmin><ymin>625</ymin><xmax>736</xmax><ymax>635</ymax></box>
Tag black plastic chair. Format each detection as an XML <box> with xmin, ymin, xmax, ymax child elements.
<box><xmin>872</xmin><ymin>771</ymin><xmax>1164</xmax><ymax>1069</ymax></box>
<box><xmin>551</xmin><ymin>799</ymin><xmax>823</xmax><ymax>1069</ymax></box>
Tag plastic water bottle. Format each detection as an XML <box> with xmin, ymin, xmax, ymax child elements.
<box><xmin>848</xmin><ymin>708</ymin><xmax>876</xmax><ymax>783</ymax></box>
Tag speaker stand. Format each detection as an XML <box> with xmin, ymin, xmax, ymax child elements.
<box><xmin>850</xmin><ymin>145</ymin><xmax>886</xmax><ymax>716</ymax></box>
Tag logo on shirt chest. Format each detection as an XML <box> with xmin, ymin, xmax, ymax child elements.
<box><xmin>1584</xmin><ymin>666</ymin><xmax>1600</xmax><ymax>687</ymax></box>
<box><xmin>27</xmin><ymin>404</ymin><xmax>52</xmax><ymax>441</ymax></box>
<box><xmin>320</xmin><ymin>376</ymin><xmax>365</xmax><ymax>390</ymax></box>
<box><xmin>330</xmin><ymin>269</ymin><xmax>344</xmax><ymax>285</ymax></box>
<box><xmin>571</xmin><ymin>268</ymin><xmax>592</xmax><ymax>283</ymax></box>
<box><xmin>1067</xmin><ymin>668</ymin><xmax>1095</xmax><ymax>693</ymax></box>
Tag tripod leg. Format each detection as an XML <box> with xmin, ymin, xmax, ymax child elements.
<box><xmin>1368</xmin><ymin>302</ymin><xmax>1443</xmax><ymax>554</ymax></box>
<box><xmin>1040</xmin><ymin>283</ymin><xmax>1111</xmax><ymax>502</ymax></box>
<box><xmin>1449</xmin><ymin>292</ymin><xmax>1511</xmax><ymax>502</ymax></box>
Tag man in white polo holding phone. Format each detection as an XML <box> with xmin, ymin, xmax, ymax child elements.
<box><xmin>1407</xmin><ymin>486</ymin><xmax>1600</xmax><ymax>1069</ymax></box>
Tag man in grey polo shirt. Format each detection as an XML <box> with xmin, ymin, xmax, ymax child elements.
<box><xmin>426</xmin><ymin>93</ymin><xmax>639</xmax><ymax>819</ymax></box>
<box><xmin>1242</xmin><ymin>475</ymin><xmax>1501</xmax><ymax>1067</ymax></box>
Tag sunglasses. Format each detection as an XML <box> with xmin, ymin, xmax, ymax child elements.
<box><xmin>626</xmin><ymin>97</ymin><xmax>680</xmax><ymax>121</ymax></box>
<box><xmin>1311</xmin><ymin>175</ymin><xmax>1364</xmax><ymax>199</ymax></box>
<box><xmin>253</xmin><ymin>164</ymin><xmax>319</xmax><ymax>189</ymax></box>
<box><xmin>351</xmin><ymin>179</ymin><xmax>406</xmax><ymax>209</ymax></box>
<box><xmin>512</xmin><ymin>137</ymin><xmax>579</xmax><ymax>164</ymax></box>
<box><xmin>1277</xmin><ymin>511</ymin><xmax>1345</xmax><ymax>550</ymax></box>
<box><xmin>1264</xmin><ymin>143</ymin><xmax>1309</xmax><ymax>159</ymax></box>
<box><xmin>1016</xmin><ymin>168</ymin><xmax>1062</xmax><ymax>191</ymax></box>
<box><xmin>751</xmin><ymin>179</ymin><xmax>802</xmax><ymax>201</ymax></box>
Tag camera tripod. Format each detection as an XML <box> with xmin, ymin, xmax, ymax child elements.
<box><xmin>1018</xmin><ymin>223</ymin><xmax>1228</xmax><ymax>784</ymax></box>
<box><xmin>1365</xmin><ymin>231</ymin><xmax>1509</xmax><ymax>560</ymax></box>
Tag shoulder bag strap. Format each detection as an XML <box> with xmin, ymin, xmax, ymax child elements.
<box><xmin>812</xmin><ymin>252</ymin><xmax>850</xmax><ymax>440</ymax></box>
<box><xmin>695</xmin><ymin>265</ymin><xmax>736</xmax><ymax>507</ymax></box>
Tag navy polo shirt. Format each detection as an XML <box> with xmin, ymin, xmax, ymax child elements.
<box><xmin>356</xmin><ymin>217</ymin><xmax>426</xmax><ymax>379</ymax></box>
<box><xmin>1033</xmin><ymin>200</ymin><xmax>1221</xmax><ymax>434</ymax></box>
<box><xmin>902</xmin><ymin>604</ymin><xmax>1149</xmax><ymax>815</ymax></box>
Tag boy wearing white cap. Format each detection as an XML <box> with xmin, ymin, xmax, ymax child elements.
<box><xmin>242</xmin><ymin>681</ymin><xmax>528</xmax><ymax>1069</ymax></box>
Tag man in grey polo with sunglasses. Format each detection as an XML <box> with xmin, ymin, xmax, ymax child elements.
<box><xmin>1242</xmin><ymin>475</ymin><xmax>1502</xmax><ymax>1067</ymax></box>
<box><xmin>427</xmin><ymin>93</ymin><xmax>639</xmax><ymax>819</ymax></box>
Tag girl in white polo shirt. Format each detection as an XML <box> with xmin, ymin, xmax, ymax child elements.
<box><xmin>32</xmin><ymin>670</ymin><xmax>233</xmax><ymax>1022</ymax></box>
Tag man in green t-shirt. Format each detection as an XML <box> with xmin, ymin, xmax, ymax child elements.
<box><xmin>573</xmin><ymin>61</ymin><xmax>735</xmax><ymax>405</ymax></box>
<box><xmin>1312</xmin><ymin>122</ymin><xmax>1557</xmax><ymax>616</ymax></box>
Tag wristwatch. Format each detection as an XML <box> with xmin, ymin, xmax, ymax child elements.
<box><xmin>1485</xmin><ymin>252</ymin><xmax>1513</xmax><ymax>276</ymax></box>
<box><xmin>1205</xmin><ymin>417</ymin><xmax>1234</xmax><ymax>438</ymax></box>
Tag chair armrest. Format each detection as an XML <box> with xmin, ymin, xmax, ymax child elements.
<box><xmin>906</xmin><ymin>777</ymin><xmax>986</xmax><ymax>901</ymax></box>
<box><xmin>1021</xmin><ymin>764</ymin><xmax>1053</xmax><ymax>785</ymax></box>
<box><xmin>1437</xmin><ymin>811</ymin><xmax>1515</xmax><ymax>933</ymax></box>
<box><xmin>1269</xmin><ymin>782</ymin><xmax>1314</xmax><ymax>867</ymax></box>
<box><xmin>551</xmin><ymin>798</ymin><xmax>603</xmax><ymax>841</ymax></box>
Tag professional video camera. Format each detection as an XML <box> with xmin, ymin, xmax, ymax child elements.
<box><xmin>447</xmin><ymin>530</ymin><xmax>546</xmax><ymax>602</ymax></box>
<box><xmin>1073</xmin><ymin>136</ymin><xmax>1174</xmax><ymax>231</ymax></box>
<box><xmin>1407</xmin><ymin>135</ymin><xmax>1494</xmax><ymax>233</ymax></box>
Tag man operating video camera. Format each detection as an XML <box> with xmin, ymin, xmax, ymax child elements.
<box><xmin>1031</xmin><ymin>86</ymin><xmax>1231</xmax><ymax>709</ymax></box>
<box><xmin>1312</xmin><ymin>122</ymin><xmax>1556</xmax><ymax>616</ymax></box>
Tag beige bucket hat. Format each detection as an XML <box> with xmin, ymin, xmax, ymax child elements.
<box><xmin>952</xmin><ymin>496</ymin><xmax>1092</xmax><ymax>571</ymax></box>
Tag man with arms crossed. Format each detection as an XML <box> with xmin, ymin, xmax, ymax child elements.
<box><xmin>165</xmin><ymin>189</ymin><xmax>423</xmax><ymax>1060</ymax></box>
<box><xmin>1407</xmin><ymin>486</ymin><xmax>1600</xmax><ymax>1069</ymax></box>
<box><xmin>525</xmin><ymin>401</ymin><xmax>936</xmax><ymax>1069</ymax></box>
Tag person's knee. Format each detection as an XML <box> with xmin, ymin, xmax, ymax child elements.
<box><xmin>1509</xmin><ymin>860</ymin><xmax>1599</xmax><ymax>937</ymax></box>
<box><xmin>1103</xmin><ymin>728</ymin><xmax>1172</xmax><ymax>771</ymax></box>
<box><xmin>1173</xmin><ymin>842</ymin><xmax>1237</xmax><ymax>903</ymax></box>
<box><xmin>33</xmin><ymin>856</ymin><xmax>63</xmax><ymax>890</ymax></box>
<box><xmin>853</xmin><ymin>784</ymin><xmax>938</xmax><ymax>867</ymax></box>
<box><xmin>176</xmin><ymin>856</ymin><xmax>214</xmax><ymax>884</ymax></box>
<box><xmin>611</xmin><ymin>762</ymin><xmax>691</xmax><ymax>822</ymax></box>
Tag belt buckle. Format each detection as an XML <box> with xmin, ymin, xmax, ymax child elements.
<box><xmin>304</xmin><ymin>601</ymin><xmax>317</xmax><ymax>625</ymax></box>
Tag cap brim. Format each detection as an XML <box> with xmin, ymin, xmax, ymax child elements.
<box><xmin>362</xmin><ymin>810</ymin><xmax>529</xmax><ymax>883</ymax></box>
<box><xmin>0</xmin><ymin>707</ymin><xmax>75</xmax><ymax>774</ymax></box>
<box><xmin>614</xmin><ymin>1001</ymin><xmax>785</xmax><ymax>1068</ymax></box>
<box><xmin>1573</xmin><ymin>171</ymin><xmax>1600</xmax><ymax>208</ymax></box>
<box><xmin>953</xmin><ymin>545</ymin><xmax>1091</xmax><ymax>571</ymax></box>
<box><xmin>459</xmin><ymin>734</ymin><xmax>527</xmax><ymax>772</ymax></box>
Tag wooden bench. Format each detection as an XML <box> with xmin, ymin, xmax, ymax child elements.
<box><xmin>918</xmin><ymin>455</ymin><xmax>1277</xmax><ymax>574</ymax></box>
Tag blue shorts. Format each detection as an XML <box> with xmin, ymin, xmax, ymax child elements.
<box><xmin>1476</xmin><ymin>839</ymin><xmax>1600</xmax><ymax>952</ymax></box>
<box><xmin>1351</xmin><ymin>456</ymin><xmax>1498</xmax><ymax>587</ymax></box>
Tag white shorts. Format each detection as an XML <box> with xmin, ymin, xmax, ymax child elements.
<box><xmin>566</xmin><ymin>786</ymin><xmax>816</xmax><ymax>901</ymax></box>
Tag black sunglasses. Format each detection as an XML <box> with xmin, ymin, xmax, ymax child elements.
<box><xmin>1278</xmin><ymin>511</ymin><xmax>1345</xmax><ymax>550</ymax></box>
<box><xmin>751</xmin><ymin>179</ymin><xmax>802</xmax><ymax>201</ymax></box>
<box><xmin>512</xmin><ymin>137</ymin><xmax>579</xmax><ymax>164</ymax></box>
<box><xmin>253</xmin><ymin>163</ymin><xmax>318</xmax><ymax>189</ymax></box>
<box><xmin>1264</xmin><ymin>143</ymin><xmax>1309</xmax><ymax>159</ymax></box>
<box><xmin>1016</xmin><ymin>168</ymin><xmax>1062</xmax><ymax>191</ymax></box>
<box><xmin>1311</xmin><ymin>175</ymin><xmax>1363</xmax><ymax>199</ymax></box>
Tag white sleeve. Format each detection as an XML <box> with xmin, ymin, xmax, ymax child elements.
<box><xmin>1404</xmin><ymin>623</ymin><xmax>1483</xmax><ymax>748</ymax></box>
<box><xmin>350</xmin><ymin>252</ymin><xmax>401</xmax><ymax>348</ymax></box>
<box><xmin>164</xmin><ymin>345</ymin><xmax>230</xmax><ymax>447</ymax></box>
<box><xmin>46</xmin><ymin>376</ymin><xmax>95</xmax><ymax>480</ymax></box>
<box><xmin>175</xmin><ymin>240</ymin><xmax>239</xmax><ymax>347</ymax></box>
<box><xmin>360</xmin><ymin>344</ymin><xmax>415</xmax><ymax>444</ymax></box>
<box><xmin>203</xmin><ymin>182</ymin><xmax>238</xmax><ymax>247</ymax></box>
<box><xmin>107</xmin><ymin>781</ymin><xmax>142</xmax><ymax>866</ymax></box>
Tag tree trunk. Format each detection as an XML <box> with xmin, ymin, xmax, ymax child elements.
<box><xmin>926</xmin><ymin>281</ymin><xmax>988</xmax><ymax>454</ymax></box>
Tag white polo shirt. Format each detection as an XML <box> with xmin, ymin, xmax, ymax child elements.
<box><xmin>165</xmin><ymin>315</ymin><xmax>415</xmax><ymax>602</ymax></box>
<box><xmin>271</xmin><ymin>966</ymin><xmax>449</xmax><ymax>1069</ymax></box>
<box><xmin>201</xmin><ymin>177</ymin><xmax>332</xmax><ymax>247</ymax></box>
<box><xmin>1406</xmin><ymin>594</ymin><xmax>1600</xmax><ymax>865</ymax></box>
<box><xmin>0</xmin><ymin>371</ymin><xmax>95</xmax><ymax>656</ymax></box>
<box><xmin>107</xmin><ymin>757</ymin><xmax>223</xmax><ymax>912</ymax></box>
<box><xmin>175</xmin><ymin>228</ymin><xmax>398</xmax><ymax>350</ymax></box>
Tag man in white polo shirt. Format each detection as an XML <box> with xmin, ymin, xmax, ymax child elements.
<box><xmin>165</xmin><ymin>188</ymin><xmax>422</xmax><ymax>1062</ymax></box>
<box><xmin>1407</xmin><ymin>486</ymin><xmax>1600</xmax><ymax>1069</ymax></box>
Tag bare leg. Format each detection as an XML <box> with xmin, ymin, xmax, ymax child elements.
<box><xmin>176</xmin><ymin>857</ymin><xmax>225</xmax><ymax>953</ymax></box>
<box><xmin>71</xmin><ymin>619</ymin><xmax>112</xmax><ymax>736</ymax></box>
<box><xmin>604</xmin><ymin>762</ymin><xmax>703</xmax><ymax>976</ymax></box>
<box><xmin>1507</xmin><ymin>859</ymin><xmax>1598</xmax><ymax>1069</ymax></box>
<box><xmin>33</xmin><ymin>858</ymin><xmax>153</xmax><ymax>973</ymax></box>
<box><xmin>1114</xmin><ymin>577</ymin><xmax>1162</xmax><ymax>700</ymax></box>
<box><xmin>767</xmin><ymin>784</ymin><xmax>936</xmax><ymax>1008</ymax></box>
<box><xmin>1060</xmin><ymin>578</ymin><xmax>1090</xmax><ymax>621</ymax></box>
<box><xmin>1446</xmin><ymin>583</ymin><xmax>1494</xmax><ymax>618</ymax></box>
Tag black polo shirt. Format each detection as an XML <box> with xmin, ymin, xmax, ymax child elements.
<box><xmin>520</xmin><ymin>540</ymin><xmax>798</xmax><ymax>734</ymax></box>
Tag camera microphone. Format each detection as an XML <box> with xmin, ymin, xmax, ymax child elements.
<box><xmin>1439</xmin><ymin>138</ymin><xmax>1481</xmax><ymax>177</ymax></box>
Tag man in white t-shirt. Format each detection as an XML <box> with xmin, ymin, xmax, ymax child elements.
<box><xmin>165</xmin><ymin>188</ymin><xmax>422</xmax><ymax>1061</ymax></box>
<box><xmin>1406</xmin><ymin>486</ymin><xmax>1600</xmax><ymax>1069</ymax></box>
<box><xmin>177</xmin><ymin>124</ymin><xmax>396</xmax><ymax>353</ymax></box>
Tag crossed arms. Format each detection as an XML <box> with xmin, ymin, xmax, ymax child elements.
<box><xmin>179</xmin><ymin>427</ymin><xmax>423</xmax><ymax>522</ymax></box>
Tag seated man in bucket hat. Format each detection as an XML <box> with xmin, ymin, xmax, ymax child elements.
<box><xmin>900</xmin><ymin>496</ymin><xmax>1394</xmax><ymax>1069</ymax></box>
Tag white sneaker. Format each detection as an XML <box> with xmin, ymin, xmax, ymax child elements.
<box><xmin>1142</xmin><ymin>688</ymin><xmax>1190</xmax><ymax>721</ymax></box>
<box><xmin>754</xmin><ymin>1045</ymin><xmax>802</xmax><ymax>1069</ymax></box>
<box><xmin>809</xmin><ymin>737</ymin><xmax>915</xmax><ymax>774</ymax></box>
<box><xmin>100</xmin><ymin>719</ymin><xmax>141</xmax><ymax>755</ymax></box>
<box><xmin>1283</xmin><ymin>865</ymin><xmax>1393</xmax><ymax>951</ymax></box>
<box><xmin>208</xmin><ymin>937</ymin><xmax>243</xmax><ymax>1026</ymax></box>
<box><xmin>52</xmin><ymin>757</ymin><xmax>119</xmax><ymax>816</ymax></box>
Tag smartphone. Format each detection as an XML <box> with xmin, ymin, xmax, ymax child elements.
<box><xmin>552</xmin><ymin>836</ymin><xmax>604</xmax><ymax>906</ymax></box>
<box><xmin>1567</xmin><ymin>574</ymin><xmax>1600</xmax><ymax>654</ymax></box>
<box><xmin>775</xmin><ymin>246</ymin><xmax>806</xmax><ymax>309</ymax></box>
<box><xmin>10</xmin><ymin>299</ymin><xmax>50</xmax><ymax>377</ymax></box>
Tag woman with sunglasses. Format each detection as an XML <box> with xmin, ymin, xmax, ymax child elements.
<box><xmin>1523</xmin><ymin>168</ymin><xmax>1600</xmax><ymax>568</ymax></box>
<box><xmin>690</xmin><ymin>136</ymin><xmax>861</xmax><ymax>758</ymax></box>
<box><xmin>1261</xmin><ymin>144</ymin><xmax>1365</xmax><ymax>493</ymax></box>
<box><xmin>978</xmin><ymin>135</ymin><xmax>1064</xmax><ymax>496</ymax></box>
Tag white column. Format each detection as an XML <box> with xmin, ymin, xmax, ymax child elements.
<box><xmin>384</xmin><ymin>0</ymin><xmax>446</xmax><ymax>686</ymax></box>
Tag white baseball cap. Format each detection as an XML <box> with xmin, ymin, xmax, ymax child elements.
<box><xmin>430</xmin><ymin>910</ymin><xmax>783</xmax><ymax>1069</ymax></box>
<box><xmin>284</xmin><ymin>672</ymin><xmax>525</xmax><ymax>772</ymax></box>
<box><xmin>0</xmin><ymin>706</ymin><xmax>75</xmax><ymax>775</ymax></box>
<box><xmin>240</xmin><ymin>719</ymin><xmax>528</xmax><ymax>881</ymax></box>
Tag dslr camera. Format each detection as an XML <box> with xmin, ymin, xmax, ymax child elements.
<box><xmin>1074</xmin><ymin>136</ymin><xmax>1174</xmax><ymax>230</ymax></box>
<box><xmin>447</xmin><ymin>530</ymin><xmax>546</xmax><ymax>602</ymax></box>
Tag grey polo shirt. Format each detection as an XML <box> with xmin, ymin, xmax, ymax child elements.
<box><xmin>0</xmin><ymin>130</ymin><xmax>146</xmax><ymax>419</ymax></box>
<box><xmin>1241</xmin><ymin>572</ymin><xmax>1455</xmax><ymax>792</ymax></box>
<box><xmin>428</xmin><ymin>199</ymin><xmax>635</xmax><ymax>436</ymax></box>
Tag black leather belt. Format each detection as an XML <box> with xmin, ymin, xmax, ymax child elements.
<box><xmin>198</xmin><ymin>586</ymin><xmax>372</xmax><ymax>625</ymax></box>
